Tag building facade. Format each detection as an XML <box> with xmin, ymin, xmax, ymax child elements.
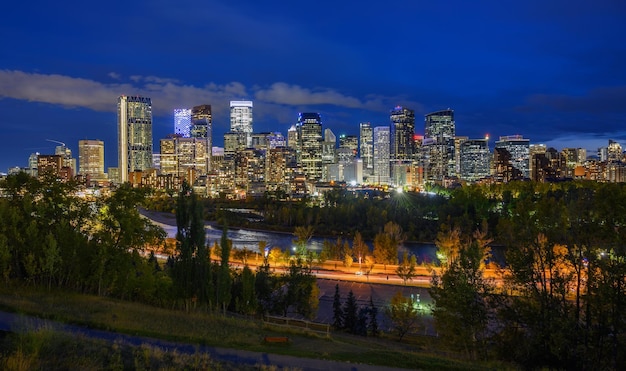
<box><xmin>118</xmin><ymin>95</ymin><xmax>153</xmax><ymax>183</ymax></box>
<box><xmin>174</xmin><ymin>108</ymin><xmax>192</xmax><ymax>137</ymax></box>
<box><xmin>373</xmin><ymin>126</ymin><xmax>390</xmax><ymax>184</ymax></box>
<box><xmin>423</xmin><ymin>109</ymin><xmax>455</xmax><ymax>184</ymax></box>
<box><xmin>78</xmin><ymin>139</ymin><xmax>105</xmax><ymax>180</ymax></box>
<box><xmin>297</xmin><ymin>113</ymin><xmax>323</xmax><ymax>181</ymax></box>
<box><xmin>230</xmin><ymin>100</ymin><xmax>253</xmax><ymax>148</ymax></box>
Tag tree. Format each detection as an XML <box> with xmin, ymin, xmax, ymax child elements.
<box><xmin>293</xmin><ymin>225</ymin><xmax>314</xmax><ymax>258</ymax></box>
<box><xmin>216</xmin><ymin>227</ymin><xmax>232</xmax><ymax>314</ymax></box>
<box><xmin>385</xmin><ymin>291</ymin><xmax>421</xmax><ymax>341</ymax></box>
<box><xmin>396</xmin><ymin>251</ymin><xmax>417</xmax><ymax>285</ymax></box>
<box><xmin>368</xmin><ymin>296</ymin><xmax>379</xmax><ymax>336</ymax></box>
<box><xmin>343</xmin><ymin>290</ymin><xmax>359</xmax><ymax>333</ymax></box>
<box><xmin>373</xmin><ymin>222</ymin><xmax>404</xmax><ymax>267</ymax></box>
<box><xmin>430</xmin><ymin>238</ymin><xmax>494</xmax><ymax>360</ymax></box>
<box><xmin>352</xmin><ymin>231</ymin><xmax>369</xmax><ymax>272</ymax></box>
<box><xmin>332</xmin><ymin>284</ymin><xmax>343</xmax><ymax>329</ymax></box>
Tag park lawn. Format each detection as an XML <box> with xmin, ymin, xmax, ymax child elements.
<box><xmin>0</xmin><ymin>284</ymin><xmax>507</xmax><ymax>370</ymax></box>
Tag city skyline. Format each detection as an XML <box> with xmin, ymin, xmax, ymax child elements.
<box><xmin>1</xmin><ymin>1</ymin><xmax>625</xmax><ymax>172</ymax></box>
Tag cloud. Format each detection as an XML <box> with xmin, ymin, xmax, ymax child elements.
<box><xmin>0</xmin><ymin>70</ymin><xmax>426</xmax><ymax>127</ymax></box>
<box><xmin>522</xmin><ymin>86</ymin><xmax>626</xmax><ymax>114</ymax></box>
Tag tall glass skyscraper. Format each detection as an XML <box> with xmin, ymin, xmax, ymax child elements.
<box><xmin>230</xmin><ymin>100</ymin><xmax>253</xmax><ymax>148</ymax></box>
<box><xmin>459</xmin><ymin>138</ymin><xmax>491</xmax><ymax>182</ymax></box>
<box><xmin>359</xmin><ymin>122</ymin><xmax>373</xmax><ymax>177</ymax></box>
<box><xmin>191</xmin><ymin>104</ymin><xmax>212</xmax><ymax>172</ymax></box>
<box><xmin>297</xmin><ymin>112</ymin><xmax>323</xmax><ymax>181</ymax></box>
<box><xmin>423</xmin><ymin>109</ymin><xmax>455</xmax><ymax>183</ymax></box>
<box><xmin>373</xmin><ymin>126</ymin><xmax>390</xmax><ymax>184</ymax></box>
<box><xmin>117</xmin><ymin>95</ymin><xmax>153</xmax><ymax>183</ymax></box>
<box><xmin>390</xmin><ymin>106</ymin><xmax>415</xmax><ymax>162</ymax></box>
<box><xmin>174</xmin><ymin>108</ymin><xmax>192</xmax><ymax>137</ymax></box>
<box><xmin>495</xmin><ymin>135</ymin><xmax>530</xmax><ymax>179</ymax></box>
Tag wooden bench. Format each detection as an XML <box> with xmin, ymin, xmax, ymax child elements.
<box><xmin>263</xmin><ymin>336</ymin><xmax>290</xmax><ymax>344</ymax></box>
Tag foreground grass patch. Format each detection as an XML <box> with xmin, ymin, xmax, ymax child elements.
<box><xmin>0</xmin><ymin>285</ymin><xmax>511</xmax><ymax>370</ymax></box>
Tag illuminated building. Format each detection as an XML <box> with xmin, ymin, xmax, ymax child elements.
<box><xmin>359</xmin><ymin>122</ymin><xmax>373</xmax><ymax>177</ymax></box>
<box><xmin>191</xmin><ymin>105</ymin><xmax>212</xmax><ymax>171</ymax></box>
<box><xmin>230</xmin><ymin>100</ymin><xmax>253</xmax><ymax>148</ymax></box>
<box><xmin>494</xmin><ymin>135</ymin><xmax>530</xmax><ymax>179</ymax></box>
<box><xmin>423</xmin><ymin>109</ymin><xmax>455</xmax><ymax>183</ymax></box>
<box><xmin>78</xmin><ymin>140</ymin><xmax>105</xmax><ymax>180</ymax></box>
<box><xmin>159</xmin><ymin>135</ymin><xmax>211</xmax><ymax>180</ymax></box>
<box><xmin>321</xmin><ymin>128</ymin><xmax>336</xmax><ymax>181</ymax></box>
<box><xmin>297</xmin><ymin>112</ymin><xmax>323</xmax><ymax>181</ymax></box>
<box><xmin>390</xmin><ymin>106</ymin><xmax>415</xmax><ymax>161</ymax></box>
<box><xmin>174</xmin><ymin>108</ymin><xmax>192</xmax><ymax>137</ymax></box>
<box><xmin>373</xmin><ymin>126</ymin><xmax>390</xmax><ymax>184</ymax></box>
<box><xmin>118</xmin><ymin>95</ymin><xmax>153</xmax><ymax>183</ymax></box>
<box><xmin>529</xmin><ymin>144</ymin><xmax>547</xmax><ymax>181</ymax></box>
<box><xmin>459</xmin><ymin>138</ymin><xmax>491</xmax><ymax>182</ymax></box>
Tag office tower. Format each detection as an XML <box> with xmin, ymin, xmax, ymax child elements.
<box><xmin>287</xmin><ymin>125</ymin><xmax>298</xmax><ymax>149</ymax></box>
<box><xmin>191</xmin><ymin>105</ymin><xmax>212</xmax><ymax>172</ymax></box>
<box><xmin>251</xmin><ymin>132</ymin><xmax>286</xmax><ymax>150</ymax></box>
<box><xmin>390</xmin><ymin>106</ymin><xmax>415</xmax><ymax>163</ymax></box>
<box><xmin>529</xmin><ymin>144</ymin><xmax>547</xmax><ymax>180</ymax></box>
<box><xmin>78</xmin><ymin>140</ymin><xmax>105</xmax><ymax>180</ymax></box>
<box><xmin>174</xmin><ymin>108</ymin><xmax>192</xmax><ymax>137</ymax></box>
<box><xmin>459</xmin><ymin>138</ymin><xmax>491</xmax><ymax>182</ymax></box>
<box><xmin>321</xmin><ymin>128</ymin><xmax>337</xmax><ymax>180</ymax></box>
<box><xmin>607</xmin><ymin>140</ymin><xmax>623</xmax><ymax>162</ymax></box>
<box><xmin>27</xmin><ymin>152</ymin><xmax>39</xmax><ymax>177</ymax></box>
<box><xmin>495</xmin><ymin>135</ymin><xmax>530</xmax><ymax>179</ymax></box>
<box><xmin>224</xmin><ymin>132</ymin><xmax>245</xmax><ymax>156</ymax></box>
<box><xmin>454</xmin><ymin>136</ymin><xmax>469</xmax><ymax>177</ymax></box>
<box><xmin>159</xmin><ymin>136</ymin><xmax>211</xmax><ymax>179</ymax></box>
<box><xmin>54</xmin><ymin>143</ymin><xmax>76</xmax><ymax>176</ymax></box>
<box><xmin>423</xmin><ymin>109</ymin><xmax>455</xmax><ymax>183</ymax></box>
<box><xmin>359</xmin><ymin>122</ymin><xmax>373</xmax><ymax>177</ymax></box>
<box><xmin>373</xmin><ymin>126</ymin><xmax>391</xmax><ymax>184</ymax></box>
<box><xmin>118</xmin><ymin>95</ymin><xmax>153</xmax><ymax>183</ymax></box>
<box><xmin>339</xmin><ymin>135</ymin><xmax>358</xmax><ymax>157</ymax></box>
<box><xmin>230</xmin><ymin>100</ymin><xmax>253</xmax><ymax>148</ymax></box>
<box><xmin>296</xmin><ymin>113</ymin><xmax>323</xmax><ymax>181</ymax></box>
<box><xmin>37</xmin><ymin>155</ymin><xmax>63</xmax><ymax>178</ymax></box>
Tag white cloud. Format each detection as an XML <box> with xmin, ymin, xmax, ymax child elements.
<box><xmin>0</xmin><ymin>69</ymin><xmax>425</xmax><ymax>123</ymax></box>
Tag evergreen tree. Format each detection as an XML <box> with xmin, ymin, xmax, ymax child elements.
<box><xmin>368</xmin><ymin>296</ymin><xmax>379</xmax><ymax>337</ymax></box>
<box><xmin>343</xmin><ymin>290</ymin><xmax>359</xmax><ymax>333</ymax></box>
<box><xmin>332</xmin><ymin>284</ymin><xmax>343</xmax><ymax>329</ymax></box>
<box><xmin>216</xmin><ymin>226</ymin><xmax>232</xmax><ymax>314</ymax></box>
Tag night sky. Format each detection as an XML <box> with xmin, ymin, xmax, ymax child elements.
<box><xmin>1</xmin><ymin>0</ymin><xmax>625</xmax><ymax>172</ymax></box>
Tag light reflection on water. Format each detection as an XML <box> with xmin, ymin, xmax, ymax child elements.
<box><xmin>153</xmin><ymin>220</ymin><xmax>438</xmax><ymax>264</ymax></box>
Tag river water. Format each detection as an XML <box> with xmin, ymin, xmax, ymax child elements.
<box><xmin>151</xmin><ymin>219</ymin><xmax>438</xmax><ymax>264</ymax></box>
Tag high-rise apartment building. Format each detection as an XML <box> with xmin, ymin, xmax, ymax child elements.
<box><xmin>459</xmin><ymin>138</ymin><xmax>491</xmax><ymax>182</ymax></box>
<box><xmin>297</xmin><ymin>113</ymin><xmax>323</xmax><ymax>181</ymax></box>
<box><xmin>423</xmin><ymin>109</ymin><xmax>456</xmax><ymax>183</ymax></box>
<box><xmin>174</xmin><ymin>108</ymin><xmax>192</xmax><ymax>137</ymax></box>
<box><xmin>118</xmin><ymin>95</ymin><xmax>153</xmax><ymax>183</ymax></box>
<box><xmin>230</xmin><ymin>100</ymin><xmax>253</xmax><ymax>148</ymax></box>
<box><xmin>373</xmin><ymin>126</ymin><xmax>391</xmax><ymax>184</ymax></box>
<box><xmin>495</xmin><ymin>135</ymin><xmax>530</xmax><ymax>179</ymax></box>
<box><xmin>359</xmin><ymin>122</ymin><xmax>373</xmax><ymax>177</ymax></box>
<box><xmin>78</xmin><ymin>140</ymin><xmax>105</xmax><ymax>180</ymax></box>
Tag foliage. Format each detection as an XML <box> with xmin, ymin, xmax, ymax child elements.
<box><xmin>396</xmin><ymin>251</ymin><xmax>417</xmax><ymax>285</ymax></box>
<box><xmin>384</xmin><ymin>291</ymin><xmax>423</xmax><ymax>341</ymax></box>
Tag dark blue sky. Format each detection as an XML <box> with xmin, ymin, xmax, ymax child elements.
<box><xmin>1</xmin><ymin>0</ymin><xmax>625</xmax><ymax>172</ymax></box>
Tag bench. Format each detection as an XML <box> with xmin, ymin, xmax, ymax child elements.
<box><xmin>263</xmin><ymin>336</ymin><xmax>290</xmax><ymax>344</ymax></box>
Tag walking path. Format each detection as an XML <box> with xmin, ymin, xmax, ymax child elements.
<box><xmin>0</xmin><ymin>310</ymin><xmax>412</xmax><ymax>371</ymax></box>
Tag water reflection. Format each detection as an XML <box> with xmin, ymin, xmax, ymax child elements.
<box><xmin>152</xmin><ymin>219</ymin><xmax>438</xmax><ymax>264</ymax></box>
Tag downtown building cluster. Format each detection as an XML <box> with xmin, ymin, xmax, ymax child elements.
<box><xmin>7</xmin><ymin>96</ymin><xmax>626</xmax><ymax>197</ymax></box>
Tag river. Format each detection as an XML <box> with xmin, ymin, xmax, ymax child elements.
<box><xmin>144</xmin><ymin>212</ymin><xmax>439</xmax><ymax>264</ymax></box>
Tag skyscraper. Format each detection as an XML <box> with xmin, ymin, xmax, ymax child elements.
<box><xmin>495</xmin><ymin>135</ymin><xmax>530</xmax><ymax>179</ymax></box>
<box><xmin>373</xmin><ymin>126</ymin><xmax>390</xmax><ymax>184</ymax></box>
<box><xmin>191</xmin><ymin>105</ymin><xmax>212</xmax><ymax>172</ymax></box>
<box><xmin>423</xmin><ymin>109</ymin><xmax>455</xmax><ymax>183</ymax></box>
<box><xmin>78</xmin><ymin>139</ymin><xmax>105</xmax><ymax>180</ymax></box>
<box><xmin>174</xmin><ymin>108</ymin><xmax>192</xmax><ymax>137</ymax></box>
<box><xmin>459</xmin><ymin>138</ymin><xmax>491</xmax><ymax>182</ymax></box>
<box><xmin>390</xmin><ymin>106</ymin><xmax>415</xmax><ymax>161</ymax></box>
<box><xmin>230</xmin><ymin>100</ymin><xmax>253</xmax><ymax>148</ymax></box>
<box><xmin>297</xmin><ymin>112</ymin><xmax>323</xmax><ymax>181</ymax></box>
<box><xmin>359</xmin><ymin>122</ymin><xmax>373</xmax><ymax>177</ymax></box>
<box><xmin>118</xmin><ymin>95</ymin><xmax>153</xmax><ymax>183</ymax></box>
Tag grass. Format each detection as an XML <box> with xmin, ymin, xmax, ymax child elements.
<box><xmin>0</xmin><ymin>284</ymin><xmax>513</xmax><ymax>370</ymax></box>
